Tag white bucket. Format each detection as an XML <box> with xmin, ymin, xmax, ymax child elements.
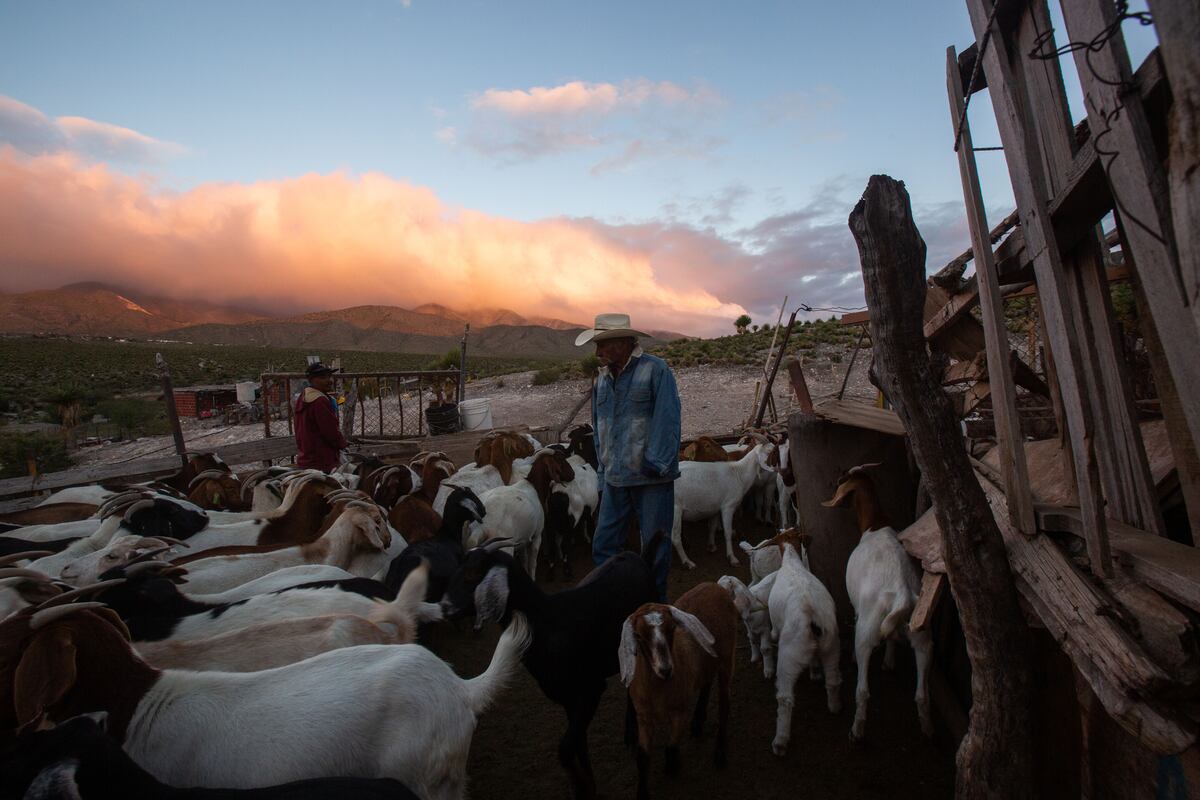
<box><xmin>459</xmin><ymin>397</ymin><xmax>494</xmax><ymax>431</ymax></box>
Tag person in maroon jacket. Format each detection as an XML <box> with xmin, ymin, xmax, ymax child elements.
<box><xmin>294</xmin><ymin>362</ymin><xmax>348</xmax><ymax>473</ymax></box>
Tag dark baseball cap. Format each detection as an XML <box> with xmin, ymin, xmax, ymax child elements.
<box><xmin>305</xmin><ymin>362</ymin><xmax>340</xmax><ymax>377</ymax></box>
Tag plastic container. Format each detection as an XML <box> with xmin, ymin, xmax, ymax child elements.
<box><xmin>424</xmin><ymin>403</ymin><xmax>460</xmax><ymax>435</ymax></box>
<box><xmin>458</xmin><ymin>397</ymin><xmax>494</xmax><ymax>431</ymax></box>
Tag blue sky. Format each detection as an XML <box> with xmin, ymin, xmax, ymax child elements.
<box><xmin>0</xmin><ymin>0</ymin><xmax>1160</xmax><ymax>334</ymax></box>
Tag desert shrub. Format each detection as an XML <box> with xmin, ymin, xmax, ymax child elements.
<box><xmin>95</xmin><ymin>398</ymin><xmax>168</xmax><ymax>438</ymax></box>
<box><xmin>0</xmin><ymin>432</ymin><xmax>74</xmax><ymax>478</ymax></box>
<box><xmin>580</xmin><ymin>354</ymin><xmax>602</xmax><ymax>377</ymax></box>
<box><xmin>532</xmin><ymin>367</ymin><xmax>562</xmax><ymax>386</ymax></box>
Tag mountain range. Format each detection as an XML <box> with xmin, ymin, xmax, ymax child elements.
<box><xmin>0</xmin><ymin>283</ymin><xmax>686</xmax><ymax>359</ymax></box>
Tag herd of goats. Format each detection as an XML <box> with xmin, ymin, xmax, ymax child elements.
<box><xmin>0</xmin><ymin>426</ymin><xmax>933</xmax><ymax>800</ymax></box>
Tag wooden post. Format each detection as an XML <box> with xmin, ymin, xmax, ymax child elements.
<box><xmin>556</xmin><ymin>384</ymin><xmax>594</xmax><ymax>441</ymax></box>
<box><xmin>1145</xmin><ymin>0</ymin><xmax>1199</xmax><ymax>331</ymax></box>
<box><xmin>850</xmin><ymin>175</ymin><xmax>1034</xmax><ymax>796</ymax></box>
<box><xmin>155</xmin><ymin>353</ymin><xmax>189</xmax><ymax>469</ymax></box>
<box><xmin>459</xmin><ymin>323</ymin><xmax>470</xmax><ymax>405</ymax></box>
<box><xmin>786</xmin><ymin>356</ymin><xmax>814</xmax><ymax>414</ymax></box>
<box><xmin>753</xmin><ymin>310</ymin><xmax>798</xmax><ymax>428</ymax></box>
<box><xmin>1058</xmin><ymin>0</ymin><xmax>1200</xmax><ymax>453</ymax></box>
<box><xmin>965</xmin><ymin>0</ymin><xmax>1111</xmax><ymax>575</ymax></box>
<box><xmin>947</xmin><ymin>46</ymin><xmax>1036</xmax><ymax>535</ymax></box>
<box><xmin>836</xmin><ymin>324</ymin><xmax>868</xmax><ymax>402</ymax></box>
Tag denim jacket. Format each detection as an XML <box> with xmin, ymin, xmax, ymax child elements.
<box><xmin>592</xmin><ymin>347</ymin><xmax>681</xmax><ymax>487</ymax></box>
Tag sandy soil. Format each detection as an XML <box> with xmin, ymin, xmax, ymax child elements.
<box><xmin>431</xmin><ymin>514</ymin><xmax>955</xmax><ymax>800</ymax></box>
<box><xmin>75</xmin><ymin>355</ymin><xmax>875</xmax><ymax>467</ymax></box>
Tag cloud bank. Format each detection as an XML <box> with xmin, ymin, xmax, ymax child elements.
<box><xmin>450</xmin><ymin>78</ymin><xmax>726</xmax><ymax>171</ymax></box>
<box><xmin>0</xmin><ymin>95</ymin><xmax>184</xmax><ymax>163</ymax></box>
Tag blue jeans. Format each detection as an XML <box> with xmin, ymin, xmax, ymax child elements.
<box><xmin>593</xmin><ymin>482</ymin><xmax>674</xmax><ymax>602</ymax></box>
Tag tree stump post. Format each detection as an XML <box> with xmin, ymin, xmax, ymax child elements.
<box><xmin>849</xmin><ymin>175</ymin><xmax>1034</xmax><ymax>798</ymax></box>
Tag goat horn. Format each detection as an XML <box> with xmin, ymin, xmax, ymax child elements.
<box><xmin>479</xmin><ymin>537</ymin><xmax>513</xmax><ymax>552</ymax></box>
<box><xmin>187</xmin><ymin>470</ymin><xmax>230</xmax><ymax>489</ymax></box>
<box><xmin>30</xmin><ymin>602</ymin><xmax>109</xmax><ymax>629</ymax></box>
<box><xmin>122</xmin><ymin>560</ymin><xmax>174</xmax><ymax>576</ymax></box>
<box><xmin>143</xmin><ymin>536</ymin><xmax>188</xmax><ymax>547</ymax></box>
<box><xmin>0</xmin><ymin>551</ymin><xmax>54</xmax><ymax>566</ymax></box>
<box><xmin>33</xmin><ymin>578</ymin><xmax>125</xmax><ymax>610</ymax></box>
<box><xmin>126</xmin><ymin>546</ymin><xmax>176</xmax><ymax>566</ymax></box>
<box><xmin>98</xmin><ymin>491</ymin><xmax>150</xmax><ymax>516</ymax></box>
<box><xmin>122</xmin><ymin>499</ymin><xmax>157</xmax><ymax>521</ymax></box>
<box><xmin>0</xmin><ymin>568</ymin><xmax>53</xmax><ymax>581</ymax></box>
<box><xmin>848</xmin><ymin>462</ymin><xmax>884</xmax><ymax>476</ymax></box>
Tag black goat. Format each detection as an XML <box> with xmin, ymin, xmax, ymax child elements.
<box><xmin>2</xmin><ymin>713</ymin><xmax>417</xmax><ymax>800</ymax></box>
<box><xmin>383</xmin><ymin>486</ymin><xmax>484</xmax><ymax>602</ymax></box>
<box><xmin>441</xmin><ymin>532</ymin><xmax>660</xmax><ymax>799</ymax></box>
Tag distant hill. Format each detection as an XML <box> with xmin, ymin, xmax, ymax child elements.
<box><xmin>0</xmin><ymin>283</ymin><xmax>687</xmax><ymax>359</ymax></box>
<box><xmin>411</xmin><ymin>303</ymin><xmax>584</xmax><ymax>331</ymax></box>
<box><xmin>0</xmin><ymin>283</ymin><xmax>264</xmax><ymax>337</ymax></box>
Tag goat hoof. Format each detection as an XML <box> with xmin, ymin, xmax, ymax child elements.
<box><xmin>771</xmin><ymin>738</ymin><xmax>788</xmax><ymax>756</ymax></box>
<box><xmin>850</xmin><ymin>722</ymin><xmax>866</xmax><ymax>743</ymax></box>
<box><xmin>727</xmin><ymin>555</ymin><xmax>740</xmax><ymax>567</ymax></box>
<box><xmin>829</xmin><ymin>699</ymin><xmax>842</xmax><ymax>714</ymax></box>
<box><xmin>683</xmin><ymin>560</ymin><xmax>697</xmax><ymax>570</ymax></box>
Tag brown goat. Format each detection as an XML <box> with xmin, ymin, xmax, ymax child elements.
<box><xmin>417</xmin><ymin>456</ymin><xmax>456</xmax><ymax>504</ymax></box>
<box><xmin>186</xmin><ymin>471</ymin><xmax>249</xmax><ymax>512</ymax></box>
<box><xmin>0</xmin><ymin>503</ymin><xmax>99</xmax><ymax>526</ymax></box>
<box><xmin>821</xmin><ymin>464</ymin><xmax>890</xmax><ymax>534</ymax></box>
<box><xmin>389</xmin><ymin>493</ymin><xmax>442</xmax><ymax>544</ymax></box>
<box><xmin>473</xmin><ymin>431</ymin><xmax>535</xmax><ymax>484</ymax></box>
<box><xmin>620</xmin><ymin>582</ymin><xmax>738</xmax><ymax>800</ymax></box>
<box><xmin>679</xmin><ymin>436</ymin><xmax>733</xmax><ymax>463</ymax></box>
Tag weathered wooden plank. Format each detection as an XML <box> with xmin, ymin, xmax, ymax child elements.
<box><xmin>897</xmin><ymin>505</ymin><xmax>947</xmax><ymax>574</ymax></box>
<box><xmin>1038</xmin><ymin>506</ymin><xmax>1200</xmax><ymax>614</ymax></box>
<box><xmin>977</xmin><ymin>472</ymin><xmax>1194</xmax><ymax>754</ymax></box>
<box><xmin>910</xmin><ymin>571</ymin><xmax>948</xmax><ymax>633</ymax></box>
<box><xmin>811</xmin><ymin>399</ymin><xmax>906</xmax><ymax>437</ymax></box>
<box><xmin>922</xmin><ymin>276</ymin><xmax>980</xmax><ymax>340</ymax></box>
<box><xmin>785</xmin><ymin>356</ymin><xmax>814</xmax><ymax>414</ymax></box>
<box><xmin>1059</xmin><ymin>0</ymin><xmax>1200</xmax><ymax>455</ymax></box>
<box><xmin>1145</xmin><ymin>0</ymin><xmax>1200</xmax><ymax>333</ymax></box>
<box><xmin>966</xmin><ymin>0</ymin><xmax>1111</xmax><ymax>575</ymax></box>
<box><xmin>954</xmin><ymin>380</ymin><xmax>992</xmax><ymax>418</ymax></box>
<box><xmin>948</xmin><ymin>45</ymin><xmax>1037</xmax><ymax>534</ymax></box>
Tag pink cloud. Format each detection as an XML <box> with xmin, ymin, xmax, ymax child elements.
<box><xmin>472</xmin><ymin>79</ymin><xmax>719</xmax><ymax>118</ymax></box>
<box><xmin>0</xmin><ymin>148</ymin><xmax>747</xmax><ymax>336</ymax></box>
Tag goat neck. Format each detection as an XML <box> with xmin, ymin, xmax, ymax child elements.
<box><xmin>523</xmin><ymin>457</ymin><xmax>558</xmax><ymax>509</ymax></box>
<box><xmin>258</xmin><ymin>483</ymin><xmax>332</xmax><ymax>546</ymax></box>
<box><xmin>844</xmin><ymin>478</ymin><xmax>891</xmax><ymax>535</ymax></box>
<box><xmin>496</xmin><ymin>557</ymin><xmax>554</xmax><ymax>623</ymax></box>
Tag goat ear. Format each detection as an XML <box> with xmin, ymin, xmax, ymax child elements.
<box><xmin>14</xmin><ymin>627</ymin><xmax>77</xmax><ymax>728</ymax></box>
<box><xmin>669</xmin><ymin>608</ymin><xmax>717</xmax><ymax>658</ymax></box>
<box><xmin>618</xmin><ymin>618</ymin><xmax>638</xmax><ymax>687</ymax></box>
<box><xmin>821</xmin><ymin>480</ymin><xmax>854</xmax><ymax>508</ymax></box>
<box><xmin>725</xmin><ymin>582</ymin><xmax>751</xmax><ymax>617</ymax></box>
<box><xmin>473</xmin><ymin>566</ymin><xmax>509</xmax><ymax>631</ymax></box>
<box><xmin>24</xmin><ymin>759</ymin><xmax>84</xmax><ymax>800</ymax></box>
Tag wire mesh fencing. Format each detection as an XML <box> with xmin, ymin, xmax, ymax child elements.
<box><xmin>260</xmin><ymin>371</ymin><xmax>462</xmax><ymax>441</ymax></box>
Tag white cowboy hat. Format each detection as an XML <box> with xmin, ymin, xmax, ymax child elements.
<box><xmin>574</xmin><ymin>313</ymin><xmax>651</xmax><ymax>346</ymax></box>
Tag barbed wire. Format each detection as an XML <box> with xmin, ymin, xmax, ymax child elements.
<box><xmin>953</xmin><ymin>0</ymin><xmax>1002</xmax><ymax>153</ymax></box>
<box><xmin>1026</xmin><ymin>1</ymin><xmax>1166</xmax><ymax>247</ymax></box>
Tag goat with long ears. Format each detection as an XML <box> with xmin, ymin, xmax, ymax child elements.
<box><xmin>822</xmin><ymin>463</ymin><xmax>933</xmax><ymax>742</ymax></box>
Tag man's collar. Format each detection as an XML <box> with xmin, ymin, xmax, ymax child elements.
<box><xmin>599</xmin><ymin>345</ymin><xmax>644</xmax><ymax>380</ymax></box>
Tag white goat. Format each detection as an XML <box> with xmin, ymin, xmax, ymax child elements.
<box><xmin>56</xmin><ymin>536</ymin><xmax>179</xmax><ymax>586</ymax></box>
<box><xmin>824</xmin><ymin>467</ymin><xmax>933</xmax><ymax>741</ymax></box>
<box><xmin>672</xmin><ymin>442</ymin><xmax>774</xmax><ymax>569</ymax></box>
<box><xmin>9</xmin><ymin>604</ymin><xmax>532</xmax><ymax>800</ymax></box>
<box><xmin>767</xmin><ymin>543</ymin><xmax>841</xmax><ymax>756</ymax></box>
<box><xmin>718</xmin><ymin>572</ymin><xmax>776</xmax><ymax>670</ymax></box>
<box><xmin>175</xmin><ymin>501</ymin><xmax>392</xmax><ymax>593</ymax></box>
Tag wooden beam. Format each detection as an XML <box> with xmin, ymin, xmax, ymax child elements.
<box><xmin>1038</xmin><ymin>506</ymin><xmax>1200</xmax><ymax>613</ymax></box>
<box><xmin>1059</xmin><ymin>0</ymin><xmax>1200</xmax><ymax>453</ymax></box>
<box><xmin>785</xmin><ymin>356</ymin><xmax>814</xmax><ymax>414</ymax></box>
<box><xmin>979</xmin><ymin>474</ymin><xmax>1194</xmax><ymax>755</ymax></box>
<box><xmin>811</xmin><ymin>399</ymin><xmax>906</xmax><ymax>437</ymax></box>
<box><xmin>948</xmin><ymin>45</ymin><xmax>1036</xmax><ymax>534</ymax></box>
<box><xmin>966</xmin><ymin>0</ymin><xmax>1111</xmax><ymax>575</ymax></box>
<box><xmin>943</xmin><ymin>352</ymin><xmax>987</xmax><ymax>385</ymax></box>
<box><xmin>1145</xmin><ymin>0</ymin><xmax>1200</xmax><ymax>336</ymax></box>
<box><xmin>910</xmin><ymin>571</ymin><xmax>948</xmax><ymax>633</ymax></box>
<box><xmin>955</xmin><ymin>381</ymin><xmax>992</xmax><ymax>418</ymax></box>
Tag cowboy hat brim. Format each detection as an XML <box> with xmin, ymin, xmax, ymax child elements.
<box><xmin>574</xmin><ymin>327</ymin><xmax>651</xmax><ymax>346</ymax></box>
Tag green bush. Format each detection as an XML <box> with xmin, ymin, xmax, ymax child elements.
<box><xmin>532</xmin><ymin>367</ymin><xmax>562</xmax><ymax>386</ymax></box>
<box><xmin>579</xmin><ymin>354</ymin><xmax>601</xmax><ymax>377</ymax></box>
<box><xmin>95</xmin><ymin>398</ymin><xmax>169</xmax><ymax>438</ymax></box>
<box><xmin>0</xmin><ymin>432</ymin><xmax>74</xmax><ymax>478</ymax></box>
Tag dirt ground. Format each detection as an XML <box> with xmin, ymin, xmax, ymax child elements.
<box><xmin>427</xmin><ymin>515</ymin><xmax>955</xmax><ymax>800</ymax></box>
<box><xmin>74</xmin><ymin>357</ymin><xmax>875</xmax><ymax>467</ymax></box>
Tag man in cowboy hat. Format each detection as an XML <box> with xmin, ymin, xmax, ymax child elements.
<box><xmin>577</xmin><ymin>313</ymin><xmax>680</xmax><ymax>601</ymax></box>
<box><xmin>294</xmin><ymin>361</ymin><xmax>349</xmax><ymax>473</ymax></box>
